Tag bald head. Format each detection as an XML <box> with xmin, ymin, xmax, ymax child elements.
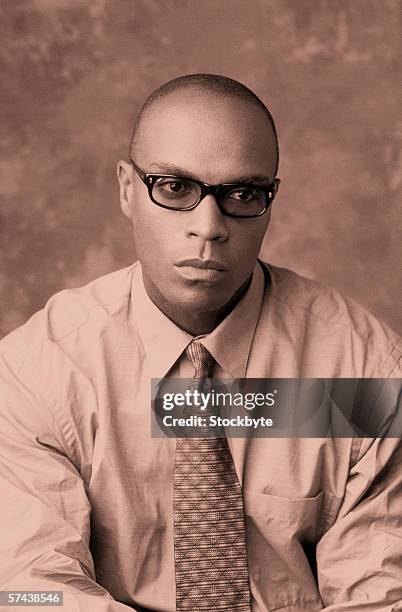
<box><xmin>129</xmin><ymin>73</ymin><xmax>279</xmax><ymax>175</ymax></box>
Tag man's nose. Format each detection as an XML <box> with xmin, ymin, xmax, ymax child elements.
<box><xmin>185</xmin><ymin>194</ymin><xmax>229</xmax><ymax>242</ymax></box>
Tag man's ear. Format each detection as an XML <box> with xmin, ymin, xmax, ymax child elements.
<box><xmin>117</xmin><ymin>160</ymin><xmax>134</xmax><ymax>219</ymax></box>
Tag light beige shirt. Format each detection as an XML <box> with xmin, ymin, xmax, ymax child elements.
<box><xmin>0</xmin><ymin>260</ymin><xmax>401</xmax><ymax>612</ymax></box>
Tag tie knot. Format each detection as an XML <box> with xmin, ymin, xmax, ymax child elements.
<box><xmin>186</xmin><ymin>341</ymin><xmax>214</xmax><ymax>378</ymax></box>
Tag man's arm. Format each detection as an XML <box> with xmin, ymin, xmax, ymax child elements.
<box><xmin>0</xmin><ymin>364</ymin><xmax>136</xmax><ymax>611</ymax></box>
<box><xmin>317</xmin><ymin>435</ymin><xmax>402</xmax><ymax>611</ymax></box>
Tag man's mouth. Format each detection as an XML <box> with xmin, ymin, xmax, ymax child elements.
<box><xmin>175</xmin><ymin>258</ymin><xmax>228</xmax><ymax>271</ymax></box>
<box><xmin>174</xmin><ymin>258</ymin><xmax>228</xmax><ymax>281</ymax></box>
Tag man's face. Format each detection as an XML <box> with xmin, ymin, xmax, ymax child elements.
<box><xmin>119</xmin><ymin>90</ymin><xmax>278</xmax><ymax>320</ymax></box>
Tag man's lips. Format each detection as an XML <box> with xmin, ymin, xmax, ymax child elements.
<box><xmin>175</xmin><ymin>258</ymin><xmax>228</xmax><ymax>271</ymax></box>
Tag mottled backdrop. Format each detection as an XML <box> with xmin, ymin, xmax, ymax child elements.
<box><xmin>1</xmin><ymin>0</ymin><xmax>401</xmax><ymax>337</ymax></box>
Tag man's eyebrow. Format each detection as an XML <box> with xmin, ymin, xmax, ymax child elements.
<box><xmin>234</xmin><ymin>174</ymin><xmax>272</xmax><ymax>184</ymax></box>
<box><xmin>147</xmin><ymin>162</ymin><xmax>272</xmax><ymax>184</ymax></box>
<box><xmin>148</xmin><ymin>162</ymin><xmax>196</xmax><ymax>178</ymax></box>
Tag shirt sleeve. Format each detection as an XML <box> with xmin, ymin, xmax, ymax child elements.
<box><xmin>0</xmin><ymin>361</ymin><xmax>136</xmax><ymax>611</ymax></box>
<box><xmin>316</xmin><ymin>433</ymin><xmax>402</xmax><ymax>611</ymax></box>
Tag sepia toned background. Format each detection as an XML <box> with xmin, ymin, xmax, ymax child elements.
<box><xmin>1</xmin><ymin>0</ymin><xmax>401</xmax><ymax>338</ymax></box>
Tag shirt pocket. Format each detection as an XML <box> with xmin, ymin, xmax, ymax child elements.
<box><xmin>243</xmin><ymin>489</ymin><xmax>334</xmax><ymax>611</ymax></box>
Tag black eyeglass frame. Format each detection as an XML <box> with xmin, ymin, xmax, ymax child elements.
<box><xmin>130</xmin><ymin>159</ymin><xmax>280</xmax><ymax>218</ymax></box>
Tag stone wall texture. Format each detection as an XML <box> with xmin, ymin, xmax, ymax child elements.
<box><xmin>1</xmin><ymin>0</ymin><xmax>401</xmax><ymax>337</ymax></box>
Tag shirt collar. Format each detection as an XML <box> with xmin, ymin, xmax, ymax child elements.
<box><xmin>199</xmin><ymin>262</ymin><xmax>265</xmax><ymax>378</ymax></box>
<box><xmin>132</xmin><ymin>264</ymin><xmax>192</xmax><ymax>379</ymax></box>
<box><xmin>132</xmin><ymin>260</ymin><xmax>266</xmax><ymax>379</ymax></box>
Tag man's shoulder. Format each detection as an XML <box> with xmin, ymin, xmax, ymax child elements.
<box><xmin>0</xmin><ymin>261</ymin><xmax>140</xmax><ymax>369</ymax></box>
<box><xmin>264</xmin><ymin>262</ymin><xmax>360</xmax><ymax>324</ymax></box>
<box><xmin>261</xmin><ymin>260</ymin><xmax>402</xmax><ymax>359</ymax></box>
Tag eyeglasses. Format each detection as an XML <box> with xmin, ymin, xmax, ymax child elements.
<box><xmin>130</xmin><ymin>160</ymin><xmax>280</xmax><ymax>218</ymax></box>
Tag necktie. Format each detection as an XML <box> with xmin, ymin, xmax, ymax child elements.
<box><xmin>173</xmin><ymin>341</ymin><xmax>252</xmax><ymax>611</ymax></box>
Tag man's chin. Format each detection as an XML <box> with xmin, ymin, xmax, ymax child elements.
<box><xmin>143</xmin><ymin>269</ymin><xmax>238</xmax><ymax>319</ymax></box>
<box><xmin>169</xmin><ymin>282</ymin><xmax>231</xmax><ymax>312</ymax></box>
<box><xmin>169</xmin><ymin>269</ymin><xmax>252</xmax><ymax>316</ymax></box>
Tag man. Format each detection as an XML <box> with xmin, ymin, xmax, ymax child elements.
<box><xmin>0</xmin><ymin>74</ymin><xmax>401</xmax><ymax>611</ymax></box>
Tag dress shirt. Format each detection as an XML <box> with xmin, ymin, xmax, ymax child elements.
<box><xmin>0</xmin><ymin>259</ymin><xmax>401</xmax><ymax>612</ymax></box>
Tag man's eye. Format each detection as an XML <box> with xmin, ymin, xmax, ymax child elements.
<box><xmin>157</xmin><ymin>179</ymin><xmax>190</xmax><ymax>194</ymax></box>
<box><xmin>227</xmin><ymin>188</ymin><xmax>257</xmax><ymax>202</ymax></box>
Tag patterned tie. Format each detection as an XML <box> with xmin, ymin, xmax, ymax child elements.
<box><xmin>173</xmin><ymin>341</ymin><xmax>252</xmax><ymax>611</ymax></box>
